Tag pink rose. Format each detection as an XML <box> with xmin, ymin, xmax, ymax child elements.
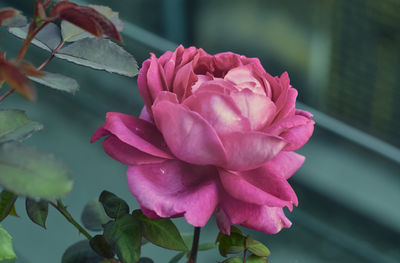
<box><xmin>92</xmin><ymin>46</ymin><xmax>314</xmax><ymax>234</ymax></box>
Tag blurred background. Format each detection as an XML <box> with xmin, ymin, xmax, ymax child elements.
<box><xmin>1</xmin><ymin>0</ymin><xmax>400</xmax><ymax>262</ymax></box>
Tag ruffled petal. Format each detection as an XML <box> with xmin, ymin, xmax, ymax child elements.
<box><xmin>230</xmin><ymin>89</ymin><xmax>276</xmax><ymax>130</ymax></box>
<box><xmin>103</xmin><ymin>135</ymin><xmax>165</xmax><ymax>165</ymax></box>
<box><xmin>92</xmin><ymin>112</ymin><xmax>173</xmax><ymax>159</ymax></box>
<box><xmin>224</xmin><ymin>65</ymin><xmax>265</xmax><ymax>96</ymax></box>
<box><xmin>220</xmin><ymin>131</ymin><xmax>287</xmax><ymax>171</ymax></box>
<box><xmin>127</xmin><ymin>160</ymin><xmax>219</xmax><ymax>226</ymax></box>
<box><xmin>152</xmin><ymin>100</ymin><xmax>228</xmax><ymax>166</ymax></box>
<box><xmin>183</xmin><ymin>91</ymin><xmax>251</xmax><ymax>135</ymax></box>
<box><xmin>266</xmin><ymin>114</ymin><xmax>315</xmax><ymax>151</ymax></box>
<box><xmin>147</xmin><ymin>53</ymin><xmax>168</xmax><ymax>102</ymax></box>
<box><xmin>218</xmin><ymin>194</ymin><xmax>292</xmax><ymax>234</ymax></box>
<box><xmin>218</xmin><ymin>167</ymin><xmax>295</xmax><ymax>208</ymax></box>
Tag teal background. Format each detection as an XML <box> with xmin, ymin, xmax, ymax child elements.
<box><xmin>0</xmin><ymin>0</ymin><xmax>399</xmax><ymax>262</ymax></box>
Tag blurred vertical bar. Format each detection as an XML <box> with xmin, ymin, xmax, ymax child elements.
<box><xmin>162</xmin><ymin>0</ymin><xmax>188</xmax><ymax>45</ymax></box>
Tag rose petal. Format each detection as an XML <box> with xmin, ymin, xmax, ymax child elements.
<box><xmin>183</xmin><ymin>91</ymin><xmax>251</xmax><ymax>135</ymax></box>
<box><xmin>147</xmin><ymin>53</ymin><xmax>168</xmax><ymax>102</ymax></box>
<box><xmin>172</xmin><ymin>61</ymin><xmax>197</xmax><ymax>101</ymax></box>
<box><xmin>220</xmin><ymin>131</ymin><xmax>287</xmax><ymax>171</ymax></box>
<box><xmin>103</xmin><ymin>135</ymin><xmax>165</xmax><ymax>165</ymax></box>
<box><xmin>152</xmin><ymin>100</ymin><xmax>227</xmax><ymax>166</ymax></box>
<box><xmin>218</xmin><ymin>194</ymin><xmax>292</xmax><ymax>234</ymax></box>
<box><xmin>218</xmin><ymin>168</ymin><xmax>295</xmax><ymax>208</ymax></box>
<box><xmin>230</xmin><ymin>89</ymin><xmax>276</xmax><ymax>130</ymax></box>
<box><xmin>137</xmin><ymin>59</ymin><xmax>153</xmax><ymax>109</ymax></box>
<box><xmin>265</xmin><ymin>151</ymin><xmax>305</xmax><ymax>180</ymax></box>
<box><xmin>139</xmin><ymin>106</ymin><xmax>153</xmax><ymax>123</ymax></box>
<box><xmin>224</xmin><ymin>65</ymin><xmax>265</xmax><ymax>96</ymax></box>
<box><xmin>95</xmin><ymin>112</ymin><xmax>173</xmax><ymax>159</ymax></box>
<box><xmin>266</xmin><ymin>114</ymin><xmax>315</xmax><ymax>151</ymax></box>
<box><xmin>127</xmin><ymin>160</ymin><xmax>219</xmax><ymax>226</ymax></box>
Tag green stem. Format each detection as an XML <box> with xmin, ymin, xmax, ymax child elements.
<box><xmin>188</xmin><ymin>227</ymin><xmax>201</xmax><ymax>263</ymax></box>
<box><xmin>49</xmin><ymin>199</ymin><xmax>92</xmax><ymax>240</ymax></box>
<box><xmin>37</xmin><ymin>39</ymin><xmax>66</xmax><ymax>71</ymax></box>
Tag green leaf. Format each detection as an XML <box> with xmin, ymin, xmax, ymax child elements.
<box><xmin>1</xmin><ymin>9</ymin><xmax>27</xmax><ymax>27</ymax></box>
<box><xmin>8</xmin><ymin>23</ymin><xmax>62</xmax><ymax>52</ymax></box>
<box><xmin>25</xmin><ymin>198</ymin><xmax>48</xmax><ymax>229</ymax></box>
<box><xmin>132</xmin><ymin>210</ymin><xmax>188</xmax><ymax>252</ymax></box>
<box><xmin>217</xmin><ymin>232</ymin><xmax>245</xmax><ymax>257</ymax></box>
<box><xmin>61</xmin><ymin>240</ymin><xmax>104</xmax><ymax>263</ymax></box>
<box><xmin>81</xmin><ymin>199</ymin><xmax>110</xmax><ymax>231</ymax></box>
<box><xmin>99</xmin><ymin>191</ymin><xmax>129</xmax><ymax>219</ymax></box>
<box><xmin>137</xmin><ymin>258</ymin><xmax>154</xmax><ymax>263</ymax></box>
<box><xmin>103</xmin><ymin>214</ymin><xmax>141</xmax><ymax>263</ymax></box>
<box><xmin>89</xmin><ymin>235</ymin><xmax>114</xmax><ymax>258</ymax></box>
<box><xmin>0</xmin><ymin>190</ymin><xmax>17</xmax><ymax>222</ymax></box>
<box><xmin>168</xmin><ymin>252</ymin><xmax>185</xmax><ymax>263</ymax></box>
<box><xmin>61</xmin><ymin>5</ymin><xmax>123</xmax><ymax>42</ymax></box>
<box><xmin>55</xmin><ymin>38</ymin><xmax>138</xmax><ymax>77</ymax></box>
<box><xmin>222</xmin><ymin>257</ymin><xmax>243</xmax><ymax>263</ymax></box>
<box><xmin>8</xmin><ymin>205</ymin><xmax>18</xmax><ymax>217</ymax></box>
<box><xmin>0</xmin><ymin>144</ymin><xmax>74</xmax><ymax>199</ymax></box>
<box><xmin>29</xmin><ymin>72</ymin><xmax>79</xmax><ymax>94</ymax></box>
<box><xmin>0</xmin><ymin>110</ymin><xmax>43</xmax><ymax>144</ymax></box>
<box><xmin>245</xmin><ymin>236</ymin><xmax>270</xmax><ymax>257</ymax></box>
<box><xmin>247</xmin><ymin>254</ymin><xmax>267</xmax><ymax>263</ymax></box>
<box><xmin>0</xmin><ymin>225</ymin><xmax>16</xmax><ymax>261</ymax></box>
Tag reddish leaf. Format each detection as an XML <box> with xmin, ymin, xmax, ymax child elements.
<box><xmin>16</xmin><ymin>61</ymin><xmax>45</xmax><ymax>77</ymax></box>
<box><xmin>0</xmin><ymin>8</ymin><xmax>17</xmax><ymax>25</ymax></box>
<box><xmin>34</xmin><ymin>1</ymin><xmax>47</xmax><ymax>20</ymax></box>
<box><xmin>50</xmin><ymin>1</ymin><xmax>121</xmax><ymax>41</ymax></box>
<box><xmin>0</xmin><ymin>57</ymin><xmax>36</xmax><ymax>101</ymax></box>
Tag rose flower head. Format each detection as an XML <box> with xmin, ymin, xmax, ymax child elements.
<box><xmin>92</xmin><ymin>46</ymin><xmax>314</xmax><ymax>234</ymax></box>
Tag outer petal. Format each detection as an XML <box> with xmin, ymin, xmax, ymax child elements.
<box><xmin>152</xmin><ymin>100</ymin><xmax>227</xmax><ymax>166</ymax></box>
<box><xmin>265</xmin><ymin>151</ymin><xmax>305</xmax><ymax>180</ymax></box>
<box><xmin>266</xmin><ymin>114</ymin><xmax>315</xmax><ymax>151</ymax></box>
<box><xmin>93</xmin><ymin>112</ymin><xmax>173</xmax><ymax>159</ymax></box>
<box><xmin>220</xmin><ymin>131</ymin><xmax>287</xmax><ymax>171</ymax></box>
<box><xmin>103</xmin><ymin>135</ymin><xmax>165</xmax><ymax>165</ymax></box>
<box><xmin>127</xmin><ymin>160</ymin><xmax>219</xmax><ymax>226</ymax></box>
<box><xmin>183</xmin><ymin>91</ymin><xmax>251</xmax><ymax>135</ymax></box>
<box><xmin>230</xmin><ymin>89</ymin><xmax>276</xmax><ymax>130</ymax></box>
<box><xmin>218</xmin><ymin>194</ymin><xmax>291</xmax><ymax>234</ymax></box>
<box><xmin>218</xmin><ymin>167</ymin><xmax>296</xmax><ymax>209</ymax></box>
<box><xmin>137</xmin><ymin>59</ymin><xmax>153</xmax><ymax>109</ymax></box>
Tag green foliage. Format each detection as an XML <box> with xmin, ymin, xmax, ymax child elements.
<box><xmin>89</xmin><ymin>235</ymin><xmax>114</xmax><ymax>258</ymax></box>
<box><xmin>245</xmin><ymin>236</ymin><xmax>270</xmax><ymax>257</ymax></box>
<box><xmin>168</xmin><ymin>252</ymin><xmax>185</xmax><ymax>263</ymax></box>
<box><xmin>0</xmin><ymin>225</ymin><xmax>16</xmax><ymax>261</ymax></box>
<box><xmin>25</xmin><ymin>198</ymin><xmax>49</xmax><ymax>229</ymax></box>
<box><xmin>81</xmin><ymin>199</ymin><xmax>110</xmax><ymax>232</ymax></box>
<box><xmin>0</xmin><ymin>143</ymin><xmax>73</xmax><ymax>199</ymax></box>
<box><xmin>103</xmin><ymin>214</ymin><xmax>141</xmax><ymax>263</ymax></box>
<box><xmin>8</xmin><ymin>23</ymin><xmax>62</xmax><ymax>52</ymax></box>
<box><xmin>0</xmin><ymin>190</ymin><xmax>17</xmax><ymax>222</ymax></box>
<box><xmin>61</xmin><ymin>240</ymin><xmax>103</xmax><ymax>263</ymax></box>
<box><xmin>99</xmin><ymin>191</ymin><xmax>129</xmax><ymax>219</ymax></box>
<box><xmin>133</xmin><ymin>210</ymin><xmax>188</xmax><ymax>252</ymax></box>
<box><xmin>217</xmin><ymin>231</ymin><xmax>245</xmax><ymax>257</ymax></box>
<box><xmin>29</xmin><ymin>72</ymin><xmax>79</xmax><ymax>94</ymax></box>
<box><xmin>0</xmin><ymin>110</ymin><xmax>43</xmax><ymax>144</ymax></box>
<box><xmin>55</xmin><ymin>38</ymin><xmax>138</xmax><ymax>77</ymax></box>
